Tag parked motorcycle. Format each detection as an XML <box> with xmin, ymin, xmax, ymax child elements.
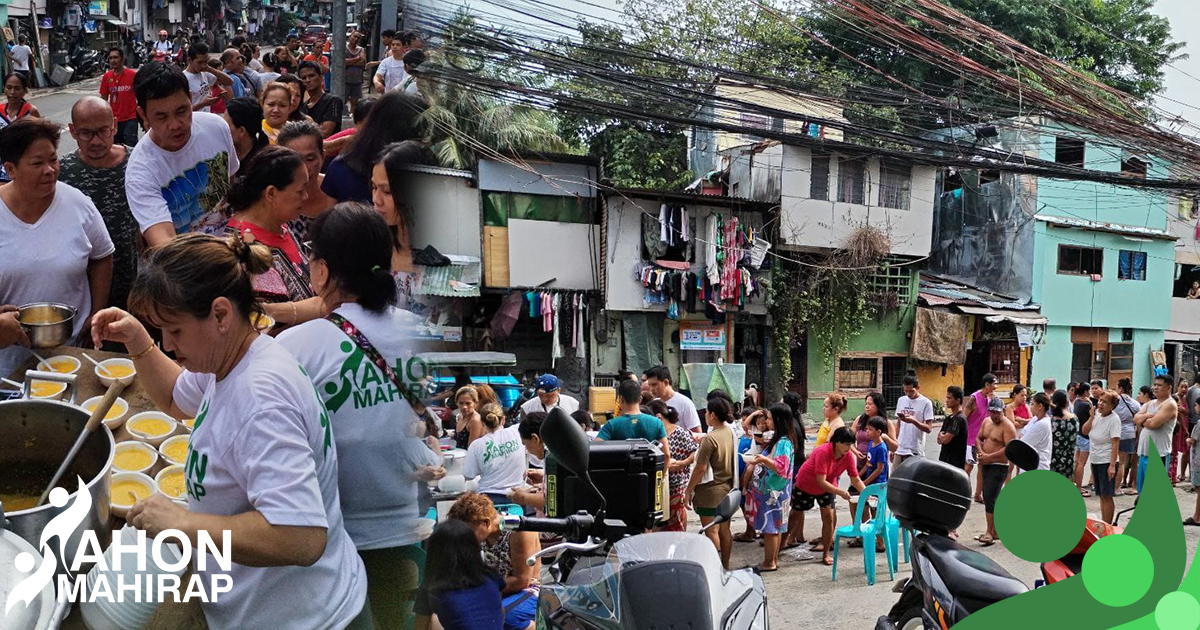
<box><xmin>505</xmin><ymin>408</ymin><xmax>769</xmax><ymax>630</ymax></box>
<box><xmin>876</xmin><ymin>443</ymin><xmax>1034</xmax><ymax>630</ymax></box>
<box><xmin>1038</xmin><ymin>500</ymin><xmax>1136</xmax><ymax>587</ymax></box>
<box><xmin>68</xmin><ymin>36</ymin><xmax>102</xmax><ymax>80</ymax></box>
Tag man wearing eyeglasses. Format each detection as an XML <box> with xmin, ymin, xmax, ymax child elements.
<box><xmin>99</xmin><ymin>47</ymin><xmax>139</xmax><ymax>146</ymax></box>
<box><xmin>60</xmin><ymin>96</ymin><xmax>138</xmax><ymax>314</ymax></box>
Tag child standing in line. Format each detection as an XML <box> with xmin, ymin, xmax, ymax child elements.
<box><xmin>863</xmin><ymin>417</ymin><xmax>890</xmax><ymax>487</ymax></box>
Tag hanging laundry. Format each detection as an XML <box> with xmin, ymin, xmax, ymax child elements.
<box><xmin>705</xmin><ymin>213</ymin><xmax>721</xmax><ymax>284</ymax></box>
<box><xmin>541</xmin><ymin>292</ymin><xmax>552</xmax><ymax>333</ymax></box>
<box><xmin>576</xmin><ymin>299</ymin><xmax>586</xmax><ymax>358</ymax></box>
<box><xmin>526</xmin><ymin>291</ymin><xmax>537</xmax><ymax>318</ymax></box>
<box><xmin>659</xmin><ymin>204</ymin><xmax>669</xmax><ymax>244</ymax></box>
<box><xmin>551</xmin><ymin>294</ymin><xmax>563</xmax><ymax>366</ymax></box>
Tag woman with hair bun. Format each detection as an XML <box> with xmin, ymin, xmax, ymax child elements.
<box><xmin>277</xmin><ymin>202</ymin><xmax>445</xmax><ymax>628</ymax></box>
<box><xmin>90</xmin><ymin>233</ymin><xmax>372</xmax><ymax>630</ymax></box>
<box><xmin>464</xmin><ymin>402</ymin><xmax>528</xmax><ymax>507</ymax></box>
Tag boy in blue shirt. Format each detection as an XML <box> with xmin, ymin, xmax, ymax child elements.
<box><xmin>862</xmin><ymin>416</ymin><xmax>890</xmax><ymax>486</ymax></box>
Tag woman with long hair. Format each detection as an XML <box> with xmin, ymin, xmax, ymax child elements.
<box><xmin>91</xmin><ymin>233</ymin><xmax>371</xmax><ymax>629</ymax></box>
<box><xmin>371</xmin><ymin>140</ymin><xmax>430</xmax><ymax>308</ymax></box>
<box><xmin>453</xmin><ymin>385</ymin><xmax>486</xmax><ymax>449</ymax></box>
<box><xmin>647</xmin><ymin>399</ymin><xmax>698</xmax><ymax>532</ymax></box>
<box><xmin>684</xmin><ymin>397</ymin><xmax>738</xmax><ymax>569</ymax></box>
<box><xmin>419</xmin><ymin>519</ymin><xmax>504</xmax><ymax>630</ymax></box>
<box><xmin>1050</xmin><ymin>389</ymin><xmax>1079</xmax><ymax>481</ymax></box>
<box><xmin>222</xmin><ymin>97</ymin><xmax>269</xmax><ymax>163</ymax></box>
<box><xmin>742</xmin><ymin>402</ymin><xmax>799</xmax><ymax>572</ymax></box>
<box><xmin>323</xmin><ymin>91</ymin><xmax>428</xmax><ymax>203</ymax></box>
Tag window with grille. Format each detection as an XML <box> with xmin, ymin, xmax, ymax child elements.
<box><xmin>878</xmin><ymin>162</ymin><xmax>911</xmax><ymax>210</ymax></box>
<box><xmin>1118</xmin><ymin>250</ymin><xmax>1147</xmax><ymax>281</ymax></box>
<box><xmin>837</xmin><ymin>158</ymin><xmax>865</xmax><ymax>205</ymax></box>
<box><xmin>810</xmin><ymin>151</ymin><xmax>830</xmax><ymax>201</ymax></box>
<box><xmin>837</xmin><ymin>358</ymin><xmax>878</xmax><ymax>389</ymax></box>
<box><xmin>1058</xmin><ymin>245</ymin><xmax>1103</xmax><ymax>276</ymax></box>
<box><xmin>881</xmin><ymin>357</ymin><xmax>907</xmax><ymax>408</ymax></box>
<box><xmin>988</xmin><ymin>342</ymin><xmax>1021</xmax><ymax>384</ymax></box>
<box><xmin>869</xmin><ymin>261</ymin><xmax>913</xmax><ymax>302</ymax></box>
<box><xmin>1109</xmin><ymin>343</ymin><xmax>1134</xmax><ymax>372</ymax></box>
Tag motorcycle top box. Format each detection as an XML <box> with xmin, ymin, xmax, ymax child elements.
<box><xmin>887</xmin><ymin>458</ymin><xmax>972</xmax><ymax>535</ymax></box>
<box><xmin>546</xmin><ymin>438</ymin><xmax>665</xmax><ymax>533</ymax></box>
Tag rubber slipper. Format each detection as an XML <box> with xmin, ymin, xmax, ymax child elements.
<box><xmin>974</xmin><ymin>497</ymin><xmax>985</xmax><ymax>504</ymax></box>
<box><xmin>978</xmin><ymin>534</ymin><xmax>995</xmax><ymax>546</ymax></box>
<box><xmin>756</xmin><ymin>565</ymin><xmax>779</xmax><ymax>573</ymax></box>
<box><xmin>733</xmin><ymin>533</ymin><xmax>757</xmax><ymax>543</ymax></box>
<box><xmin>1184</xmin><ymin>518</ymin><xmax>1200</xmax><ymax>527</ymax></box>
<box><xmin>1124</xmin><ymin>489</ymin><xmax>1139</xmax><ymax>496</ymax></box>
<box><xmin>1080</xmin><ymin>489</ymin><xmax>1092</xmax><ymax>498</ymax></box>
<box><xmin>822</xmin><ymin>556</ymin><xmax>834</xmax><ymax>566</ymax></box>
<box><xmin>781</xmin><ymin>540</ymin><xmax>803</xmax><ymax>550</ymax></box>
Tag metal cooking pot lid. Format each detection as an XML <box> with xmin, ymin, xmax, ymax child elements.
<box><xmin>0</xmin><ymin>529</ymin><xmax>54</xmax><ymax>630</ymax></box>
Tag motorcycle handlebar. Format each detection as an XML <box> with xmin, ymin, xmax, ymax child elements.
<box><xmin>503</xmin><ymin>513</ymin><xmax>595</xmax><ymax>538</ymax></box>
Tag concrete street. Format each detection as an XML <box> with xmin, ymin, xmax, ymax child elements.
<box><xmin>704</xmin><ymin>434</ymin><xmax>1200</xmax><ymax>630</ymax></box>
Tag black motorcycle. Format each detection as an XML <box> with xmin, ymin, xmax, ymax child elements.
<box><xmin>67</xmin><ymin>36</ymin><xmax>102</xmax><ymax>80</ymax></box>
<box><xmin>876</xmin><ymin>443</ymin><xmax>1033</xmax><ymax>630</ymax></box>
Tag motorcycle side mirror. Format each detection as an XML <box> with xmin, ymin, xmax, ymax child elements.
<box><xmin>1005</xmin><ymin>440</ymin><xmax>1039</xmax><ymax>472</ymax></box>
<box><xmin>701</xmin><ymin>489</ymin><xmax>742</xmax><ymax>532</ymax></box>
<box><xmin>542</xmin><ymin>407</ymin><xmax>590</xmax><ymax>479</ymax></box>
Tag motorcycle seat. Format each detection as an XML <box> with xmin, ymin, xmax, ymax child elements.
<box><xmin>924</xmin><ymin>535</ymin><xmax>1027</xmax><ymax>603</ymax></box>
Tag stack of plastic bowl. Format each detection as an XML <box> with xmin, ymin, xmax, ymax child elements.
<box><xmin>79</xmin><ymin>525</ymin><xmax>187</xmax><ymax>630</ymax></box>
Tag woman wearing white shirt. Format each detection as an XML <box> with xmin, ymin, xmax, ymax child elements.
<box><xmin>0</xmin><ymin>119</ymin><xmax>113</xmax><ymax>377</ymax></box>
<box><xmin>1019</xmin><ymin>392</ymin><xmax>1054</xmax><ymax>472</ymax></box>
<box><xmin>91</xmin><ymin>233</ymin><xmax>371</xmax><ymax>630</ymax></box>
<box><xmin>465</xmin><ymin>402</ymin><xmax>528</xmax><ymax>507</ymax></box>
<box><xmin>276</xmin><ymin>203</ymin><xmax>445</xmax><ymax>630</ymax></box>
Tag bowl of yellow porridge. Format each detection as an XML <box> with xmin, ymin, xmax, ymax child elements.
<box><xmin>109</xmin><ymin>472</ymin><xmax>155</xmax><ymax>519</ymax></box>
<box><xmin>37</xmin><ymin>355</ymin><xmax>81</xmax><ymax>375</ymax></box>
<box><xmin>96</xmin><ymin>358</ymin><xmax>136</xmax><ymax>387</ymax></box>
<box><xmin>180</xmin><ymin>417</ymin><xmax>195</xmax><ymax>432</ymax></box>
<box><xmin>80</xmin><ymin>395</ymin><xmax>130</xmax><ymax>430</ymax></box>
<box><xmin>112</xmin><ymin>441</ymin><xmax>159</xmax><ymax>475</ymax></box>
<box><xmin>155</xmin><ymin>465</ymin><xmax>187</xmax><ymax>503</ymax></box>
<box><xmin>158</xmin><ymin>434</ymin><xmax>190</xmax><ymax>466</ymax></box>
<box><xmin>27</xmin><ymin>380</ymin><xmax>67</xmax><ymax>400</ymax></box>
<box><xmin>126</xmin><ymin>411</ymin><xmax>178</xmax><ymax>447</ymax></box>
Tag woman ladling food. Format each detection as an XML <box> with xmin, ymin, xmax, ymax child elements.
<box><xmin>90</xmin><ymin>232</ymin><xmax>371</xmax><ymax>630</ymax></box>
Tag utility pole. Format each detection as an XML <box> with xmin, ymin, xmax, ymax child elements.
<box><xmin>330</xmin><ymin>0</ymin><xmax>345</xmax><ymax>100</ymax></box>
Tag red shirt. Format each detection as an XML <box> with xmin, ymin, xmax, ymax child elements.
<box><xmin>226</xmin><ymin>218</ymin><xmax>303</xmax><ymax>266</ymax></box>
<box><xmin>209</xmin><ymin>84</ymin><xmax>227</xmax><ymax>114</ymax></box>
<box><xmin>99</xmin><ymin>68</ymin><xmax>138</xmax><ymax>122</ymax></box>
<box><xmin>795</xmin><ymin>442</ymin><xmax>859</xmax><ymax>496</ymax></box>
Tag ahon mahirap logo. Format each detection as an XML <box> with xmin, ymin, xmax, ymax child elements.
<box><xmin>4</xmin><ymin>478</ymin><xmax>89</xmax><ymax>615</ymax></box>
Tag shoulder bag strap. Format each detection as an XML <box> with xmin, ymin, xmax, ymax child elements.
<box><xmin>326</xmin><ymin>312</ymin><xmax>423</xmax><ymax>410</ymax></box>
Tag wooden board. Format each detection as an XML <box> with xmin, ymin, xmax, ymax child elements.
<box><xmin>483</xmin><ymin>225</ymin><xmax>510</xmax><ymax>287</ymax></box>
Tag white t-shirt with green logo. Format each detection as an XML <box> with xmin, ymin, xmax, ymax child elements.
<box><xmin>172</xmin><ymin>334</ymin><xmax>366</xmax><ymax>630</ymax></box>
<box><xmin>464</xmin><ymin>424</ymin><xmax>527</xmax><ymax>495</ymax></box>
<box><xmin>277</xmin><ymin>302</ymin><xmax>441</xmax><ymax>550</ymax></box>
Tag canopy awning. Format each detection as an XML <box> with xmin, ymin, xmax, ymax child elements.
<box><xmin>94</xmin><ymin>14</ymin><xmax>125</xmax><ymax>24</ymax></box>
<box><xmin>415</xmin><ymin>352</ymin><xmax>518</xmax><ymax>369</ymax></box>
<box><xmin>955</xmin><ymin>305</ymin><xmax>1048</xmax><ymax>326</ymax></box>
<box><xmin>1167</xmin><ymin>330</ymin><xmax>1200</xmax><ymax>342</ymax></box>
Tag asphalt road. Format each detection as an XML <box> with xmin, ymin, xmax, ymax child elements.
<box><xmin>703</xmin><ymin>434</ymin><xmax>1200</xmax><ymax>630</ymax></box>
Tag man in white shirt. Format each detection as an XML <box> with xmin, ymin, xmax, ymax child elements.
<box><xmin>153</xmin><ymin>30</ymin><xmax>173</xmax><ymax>59</ymax></box>
<box><xmin>6</xmin><ymin>35</ymin><xmax>34</xmax><ymax>78</ymax></box>
<box><xmin>372</xmin><ymin>38</ymin><xmax>409</xmax><ymax>93</ymax></box>
<box><xmin>1134</xmin><ymin>374</ymin><xmax>1178</xmax><ymax>493</ymax></box>
<box><xmin>182</xmin><ymin>42</ymin><xmax>233</xmax><ymax>112</ymax></box>
<box><xmin>894</xmin><ymin>374</ymin><xmax>934</xmax><ymax>463</ymax></box>
<box><xmin>519</xmin><ymin>373</ymin><xmax>580</xmax><ymax>416</ymax></box>
<box><xmin>643</xmin><ymin>365</ymin><xmax>701</xmax><ymax>433</ymax></box>
<box><xmin>1019</xmin><ymin>392</ymin><xmax>1053</xmax><ymax>472</ymax></box>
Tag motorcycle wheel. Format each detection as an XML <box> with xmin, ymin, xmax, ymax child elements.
<box><xmin>896</xmin><ymin>608</ymin><xmax>928</xmax><ymax>630</ymax></box>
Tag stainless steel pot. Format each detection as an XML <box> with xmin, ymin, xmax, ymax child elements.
<box><xmin>18</xmin><ymin>303</ymin><xmax>77</xmax><ymax>350</ymax></box>
<box><xmin>0</xmin><ymin>392</ymin><xmax>114</xmax><ymax>575</ymax></box>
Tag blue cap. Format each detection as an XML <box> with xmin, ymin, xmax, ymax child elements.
<box><xmin>535</xmin><ymin>374</ymin><xmax>561</xmax><ymax>392</ymax></box>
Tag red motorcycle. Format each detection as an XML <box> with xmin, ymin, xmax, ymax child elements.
<box><xmin>1038</xmin><ymin>502</ymin><xmax>1136</xmax><ymax>586</ymax></box>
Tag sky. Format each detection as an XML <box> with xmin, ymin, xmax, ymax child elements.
<box><xmin>431</xmin><ymin>0</ymin><xmax>1200</xmax><ymax>132</ymax></box>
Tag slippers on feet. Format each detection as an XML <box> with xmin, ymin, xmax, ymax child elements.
<box><xmin>1185</xmin><ymin>517</ymin><xmax>1200</xmax><ymax>527</ymax></box>
<box><xmin>733</xmin><ymin>533</ymin><xmax>757</xmax><ymax>543</ymax></box>
<box><xmin>1080</xmin><ymin>489</ymin><xmax>1092</xmax><ymax>498</ymax></box>
<box><xmin>822</xmin><ymin>557</ymin><xmax>834</xmax><ymax>566</ymax></box>
<box><xmin>756</xmin><ymin>565</ymin><xmax>779</xmax><ymax>573</ymax></box>
<box><xmin>978</xmin><ymin>534</ymin><xmax>995</xmax><ymax>546</ymax></box>
<box><xmin>781</xmin><ymin>540</ymin><xmax>803</xmax><ymax>550</ymax></box>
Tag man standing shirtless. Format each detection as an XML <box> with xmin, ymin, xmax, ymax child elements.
<box><xmin>975</xmin><ymin>398</ymin><xmax>1016</xmax><ymax>546</ymax></box>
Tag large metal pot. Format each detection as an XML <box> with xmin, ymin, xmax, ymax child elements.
<box><xmin>0</xmin><ymin>384</ymin><xmax>114</xmax><ymax>574</ymax></box>
<box><xmin>17</xmin><ymin>303</ymin><xmax>77</xmax><ymax>350</ymax></box>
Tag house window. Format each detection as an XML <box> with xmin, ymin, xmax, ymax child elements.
<box><xmin>837</xmin><ymin>158</ymin><xmax>865</xmax><ymax>205</ymax></box>
<box><xmin>837</xmin><ymin>357</ymin><xmax>878</xmax><ymax>389</ymax></box>
<box><xmin>1118</xmin><ymin>250</ymin><xmax>1147</xmax><ymax>281</ymax></box>
<box><xmin>869</xmin><ymin>259</ymin><xmax>914</xmax><ymax>302</ymax></box>
<box><xmin>878</xmin><ymin>162</ymin><xmax>911</xmax><ymax>210</ymax></box>
<box><xmin>810</xmin><ymin>151</ymin><xmax>830</xmax><ymax>201</ymax></box>
<box><xmin>1121</xmin><ymin>157</ymin><xmax>1147</xmax><ymax>179</ymax></box>
<box><xmin>1109</xmin><ymin>342</ymin><xmax>1134</xmax><ymax>372</ymax></box>
<box><xmin>1057</xmin><ymin>245</ymin><xmax>1103</xmax><ymax>276</ymax></box>
<box><xmin>1055</xmin><ymin>137</ymin><xmax>1085</xmax><ymax>167</ymax></box>
<box><xmin>988</xmin><ymin>342</ymin><xmax>1021</xmax><ymax>384</ymax></box>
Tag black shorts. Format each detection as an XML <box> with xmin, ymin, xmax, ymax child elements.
<box><xmin>792</xmin><ymin>487</ymin><xmax>835</xmax><ymax>511</ymax></box>
<box><xmin>1092</xmin><ymin>463</ymin><xmax>1117</xmax><ymax>497</ymax></box>
<box><xmin>982</xmin><ymin>465</ymin><xmax>1007</xmax><ymax>514</ymax></box>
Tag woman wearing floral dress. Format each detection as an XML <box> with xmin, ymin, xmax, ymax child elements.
<box><xmin>647</xmin><ymin>399</ymin><xmax>698</xmax><ymax>532</ymax></box>
<box><xmin>1050</xmin><ymin>390</ymin><xmax>1079</xmax><ymax>480</ymax></box>
<box><xmin>743</xmin><ymin>402</ymin><xmax>800</xmax><ymax>572</ymax></box>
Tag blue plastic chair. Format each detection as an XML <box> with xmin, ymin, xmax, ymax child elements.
<box><xmin>885</xmin><ymin>514</ymin><xmax>912</xmax><ymax>573</ymax></box>
<box><xmin>832</xmin><ymin>484</ymin><xmax>894</xmax><ymax>585</ymax></box>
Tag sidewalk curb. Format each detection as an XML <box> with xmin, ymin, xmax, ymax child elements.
<box><xmin>30</xmin><ymin>75</ymin><xmax>102</xmax><ymax>98</ymax></box>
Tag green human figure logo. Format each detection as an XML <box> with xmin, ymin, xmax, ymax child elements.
<box><xmin>322</xmin><ymin>341</ymin><xmax>366</xmax><ymax>414</ymax></box>
<box><xmin>959</xmin><ymin>456</ymin><xmax>1197</xmax><ymax>630</ymax></box>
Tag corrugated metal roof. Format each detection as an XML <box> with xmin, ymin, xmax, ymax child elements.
<box><xmin>414</xmin><ymin>261</ymin><xmax>481</xmax><ymax>297</ymax></box>
<box><xmin>397</xmin><ymin>164</ymin><xmax>473</xmax><ymax>179</ymax></box>
<box><xmin>919</xmin><ymin>273</ymin><xmax>1043</xmax><ymax>317</ymax></box>
<box><xmin>1036</xmin><ymin>215</ymin><xmax>1177</xmax><ymax>241</ymax></box>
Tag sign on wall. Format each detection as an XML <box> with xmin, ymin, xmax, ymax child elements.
<box><xmin>680</xmin><ymin>322</ymin><xmax>726</xmax><ymax>351</ymax></box>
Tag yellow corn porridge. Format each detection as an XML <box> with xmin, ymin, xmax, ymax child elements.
<box><xmin>112</xmin><ymin>480</ymin><xmax>151</xmax><ymax>506</ymax></box>
<box><xmin>113</xmin><ymin>449</ymin><xmax>154</xmax><ymax>471</ymax></box>
<box><xmin>42</xmin><ymin>360</ymin><xmax>76</xmax><ymax>373</ymax></box>
<box><xmin>85</xmin><ymin>402</ymin><xmax>125</xmax><ymax>421</ymax></box>
<box><xmin>130</xmin><ymin>418</ymin><xmax>173</xmax><ymax>436</ymax></box>
<box><xmin>103</xmin><ymin>364</ymin><xmax>134</xmax><ymax>378</ymax></box>
<box><xmin>158</xmin><ymin>471</ymin><xmax>186</xmax><ymax>499</ymax></box>
<box><xmin>182</xmin><ymin>418</ymin><xmax>195</xmax><ymax>430</ymax></box>
<box><xmin>30</xmin><ymin>382</ymin><xmax>63</xmax><ymax>397</ymax></box>
<box><xmin>162</xmin><ymin>441</ymin><xmax>188</xmax><ymax>463</ymax></box>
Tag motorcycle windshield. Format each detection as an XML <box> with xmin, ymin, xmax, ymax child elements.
<box><xmin>556</xmin><ymin>533</ymin><xmax>734</xmax><ymax>628</ymax></box>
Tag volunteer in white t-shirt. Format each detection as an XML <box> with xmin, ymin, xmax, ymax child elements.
<box><xmin>372</xmin><ymin>39</ymin><xmax>409</xmax><ymax>93</ymax></box>
<box><xmin>0</xmin><ymin>119</ymin><xmax>114</xmax><ymax>378</ymax></box>
<box><xmin>277</xmin><ymin>203</ymin><xmax>446</xmax><ymax>627</ymax></box>
<box><xmin>895</xmin><ymin>374</ymin><xmax>934</xmax><ymax>461</ymax></box>
<box><xmin>1084</xmin><ymin>391</ymin><xmax>1123</xmax><ymax>523</ymax></box>
<box><xmin>183</xmin><ymin>42</ymin><xmax>234</xmax><ymax>113</ymax></box>
<box><xmin>90</xmin><ymin>233</ymin><xmax>372</xmax><ymax>630</ymax></box>
<box><xmin>643</xmin><ymin>365</ymin><xmax>702</xmax><ymax>432</ymax></box>
<box><xmin>1018</xmin><ymin>392</ymin><xmax>1053</xmax><ymax>473</ymax></box>
<box><xmin>519</xmin><ymin>373</ymin><xmax>580</xmax><ymax>416</ymax></box>
<box><xmin>465</xmin><ymin>402</ymin><xmax>529</xmax><ymax>503</ymax></box>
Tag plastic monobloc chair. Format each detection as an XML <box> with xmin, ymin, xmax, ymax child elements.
<box><xmin>832</xmin><ymin>483</ymin><xmax>894</xmax><ymax>585</ymax></box>
<box><xmin>885</xmin><ymin>513</ymin><xmax>913</xmax><ymax>572</ymax></box>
